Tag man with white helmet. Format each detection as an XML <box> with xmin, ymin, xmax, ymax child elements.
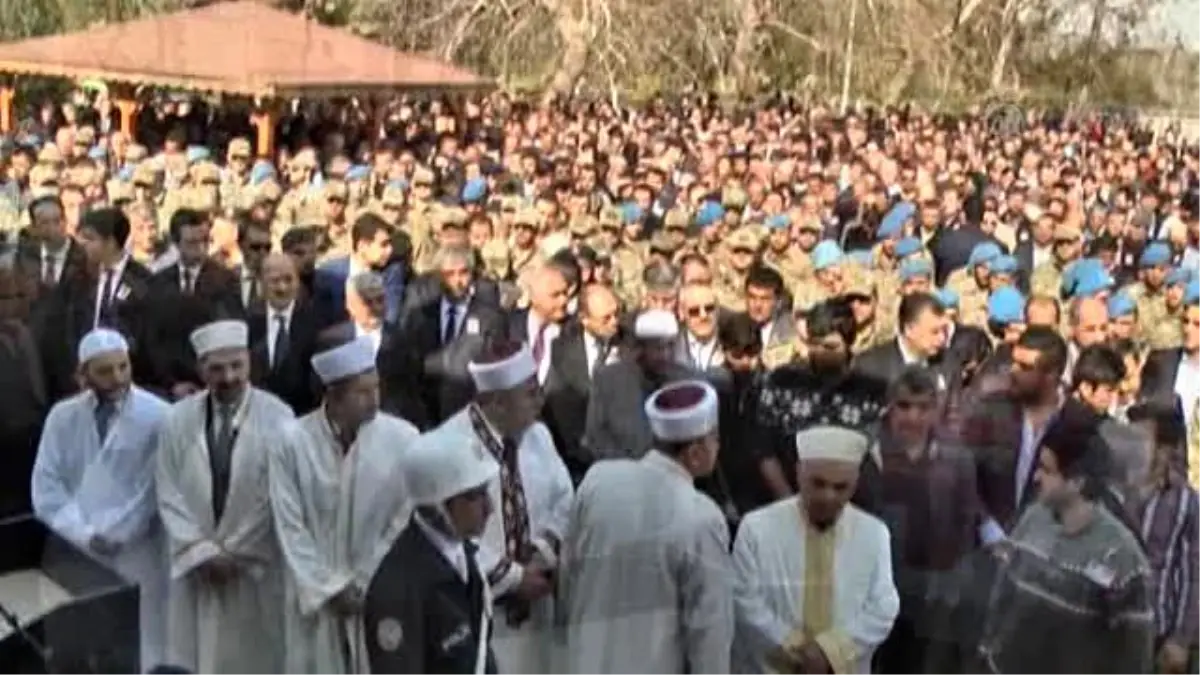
<box><xmin>155</xmin><ymin>319</ymin><xmax>293</xmax><ymax>672</ymax></box>
<box><xmin>561</xmin><ymin>379</ymin><xmax>734</xmax><ymax>673</ymax></box>
<box><xmin>270</xmin><ymin>336</ymin><xmax>421</xmax><ymax>673</ymax></box>
<box><xmin>363</xmin><ymin>423</ymin><xmax>500</xmax><ymax>674</ymax></box>
<box><xmin>31</xmin><ymin>328</ymin><xmax>171</xmax><ymax>670</ymax></box>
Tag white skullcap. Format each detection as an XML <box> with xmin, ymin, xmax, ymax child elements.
<box><xmin>190</xmin><ymin>319</ymin><xmax>249</xmax><ymax>358</ymax></box>
<box><xmin>795</xmin><ymin>426</ymin><xmax>869</xmax><ymax>464</ymax></box>
<box><xmin>645</xmin><ymin>380</ymin><xmax>719</xmax><ymax>442</ymax></box>
<box><xmin>634</xmin><ymin>309</ymin><xmax>679</xmax><ymax>340</ymax></box>
<box><xmin>77</xmin><ymin>328</ymin><xmax>128</xmax><ymax>364</ymax></box>
<box><xmin>540</xmin><ymin>232</ymin><xmax>571</xmax><ymax>259</ymax></box>
<box><xmin>468</xmin><ymin>343</ymin><xmax>536</xmax><ymax>393</ymax></box>
<box><xmin>405</xmin><ymin>425</ymin><xmax>499</xmax><ymax>507</ymax></box>
<box><xmin>311</xmin><ymin>336</ymin><xmax>376</xmax><ymax>385</ymax></box>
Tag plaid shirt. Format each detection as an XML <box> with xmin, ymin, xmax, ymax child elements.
<box><xmin>1138</xmin><ymin>471</ymin><xmax>1200</xmax><ymax>645</ymax></box>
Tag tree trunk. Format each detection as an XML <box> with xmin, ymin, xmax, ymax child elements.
<box><xmin>989</xmin><ymin>0</ymin><xmax>1021</xmax><ymax>91</ymax></box>
<box><xmin>727</xmin><ymin>0</ymin><xmax>762</xmax><ymax>98</ymax></box>
<box><xmin>542</xmin><ymin>0</ymin><xmax>592</xmax><ymax>105</ymax></box>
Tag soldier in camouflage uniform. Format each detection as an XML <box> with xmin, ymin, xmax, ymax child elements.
<box><xmin>691</xmin><ymin>201</ymin><xmax>728</xmax><ymax>258</ymax></box>
<box><xmin>947</xmin><ymin>242</ymin><xmax>1003</xmax><ymax>329</ymax></box>
<box><xmin>219</xmin><ymin>138</ymin><xmax>253</xmax><ymax>212</ymax></box>
<box><xmin>845</xmin><ymin>275</ymin><xmax>886</xmax><ymax>354</ymax></box>
<box><xmin>568</xmin><ymin>213</ymin><xmax>597</xmax><ymax>248</ymax></box>
<box><xmin>661</xmin><ymin>208</ymin><xmax>690</xmax><ymax>251</ymax></box>
<box><xmin>508</xmin><ymin>208</ymin><xmax>542</xmax><ymax>280</ymax></box>
<box><xmin>277</xmin><ymin>149</ymin><xmax>320</xmax><ymax>230</ymax></box>
<box><xmin>1030</xmin><ymin>219</ymin><xmax>1083</xmax><ymax>298</ymax></box>
<box><xmin>715</xmin><ymin>227</ymin><xmax>760</xmax><ymax>313</ymax></box>
<box><xmin>647</xmin><ymin>230</ymin><xmax>682</xmax><ymax>267</ymax></box>
<box><xmin>761</xmin><ymin>214</ymin><xmax>811</xmax><ymax>289</ymax></box>
<box><xmin>1154</xmin><ymin>266</ymin><xmax>1192</xmax><ymax>350</ymax></box>
<box><xmin>1129</xmin><ymin>242</ymin><xmax>1174</xmax><ymax>349</ymax></box>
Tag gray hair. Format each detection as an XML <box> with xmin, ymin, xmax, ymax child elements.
<box><xmin>349</xmin><ymin>271</ymin><xmax>384</xmax><ymax>296</ymax></box>
<box><xmin>432</xmin><ymin>243</ymin><xmax>474</xmax><ymax>271</ymax></box>
<box><xmin>643</xmin><ymin>261</ymin><xmax>679</xmax><ymax>293</ymax></box>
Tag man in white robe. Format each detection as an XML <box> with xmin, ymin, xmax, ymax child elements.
<box><xmin>435</xmin><ymin>340</ymin><xmax>573</xmax><ymax>673</ymax></box>
<box><xmin>270</xmin><ymin>336</ymin><xmax>420</xmax><ymax>673</ymax></box>
<box><xmin>156</xmin><ymin>319</ymin><xmax>294</xmax><ymax>673</ymax></box>
<box><xmin>31</xmin><ymin>328</ymin><xmax>170</xmax><ymax>671</ymax></box>
<box><xmin>561</xmin><ymin>380</ymin><xmax>734</xmax><ymax>674</ymax></box>
<box><xmin>732</xmin><ymin>426</ymin><xmax>900</xmax><ymax>674</ymax></box>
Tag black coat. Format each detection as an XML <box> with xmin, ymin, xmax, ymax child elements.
<box><xmin>144</xmin><ymin>260</ymin><xmax>241</xmax><ymax>395</ymax></box>
<box><xmin>364</xmin><ymin>520</ymin><xmax>498</xmax><ymax>675</ymax></box>
<box><xmin>247</xmin><ymin>301</ymin><xmax>322</xmax><ymax>415</ymax></box>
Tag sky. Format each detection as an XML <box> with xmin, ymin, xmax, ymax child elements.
<box><xmin>1143</xmin><ymin>0</ymin><xmax>1200</xmax><ymax>48</ymax></box>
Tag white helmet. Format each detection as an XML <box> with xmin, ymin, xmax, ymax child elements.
<box><xmin>405</xmin><ymin>425</ymin><xmax>499</xmax><ymax>507</ymax></box>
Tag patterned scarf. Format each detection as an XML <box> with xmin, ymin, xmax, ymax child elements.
<box><xmin>468</xmin><ymin>405</ymin><xmax>532</xmax><ymax>567</ymax></box>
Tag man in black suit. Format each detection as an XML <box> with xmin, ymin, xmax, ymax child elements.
<box><xmin>506</xmin><ymin>262</ymin><xmax>571</xmax><ymax>386</ymax></box>
<box><xmin>853</xmin><ymin>292</ymin><xmax>950</xmax><ymax>392</ymax></box>
<box><xmin>543</xmin><ymin>284</ymin><xmax>622</xmax><ymax>484</ymax></box>
<box><xmin>247</xmin><ymin>253</ymin><xmax>320</xmax><ymax>414</ymax></box>
<box><xmin>18</xmin><ymin>195</ymin><xmax>88</xmax><ymax>294</ymax></box>
<box><xmin>386</xmin><ymin>243</ymin><xmax>504</xmax><ymax>427</ymax></box>
<box><xmin>35</xmin><ymin>207</ymin><xmax>153</xmax><ymax>400</ymax></box>
<box><xmin>146</xmin><ymin>208</ymin><xmax>240</xmax><ymax>399</ymax></box>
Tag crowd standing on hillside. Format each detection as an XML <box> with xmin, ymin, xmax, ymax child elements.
<box><xmin>2</xmin><ymin>91</ymin><xmax>1197</xmax><ymax>673</ymax></box>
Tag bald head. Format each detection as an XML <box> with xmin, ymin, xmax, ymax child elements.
<box><xmin>580</xmin><ymin>284</ymin><xmax>620</xmax><ymax>340</ymax></box>
<box><xmin>262</xmin><ymin>252</ymin><xmax>299</xmax><ymax>310</ymax></box>
<box><xmin>1071</xmin><ymin>296</ymin><xmax>1109</xmax><ymax>348</ymax></box>
<box><xmin>530</xmin><ymin>264</ymin><xmax>569</xmax><ymax>323</ymax></box>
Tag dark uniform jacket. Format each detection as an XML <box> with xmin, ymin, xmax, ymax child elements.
<box><xmin>365</xmin><ymin>519</ymin><xmax>497</xmax><ymax>674</ymax></box>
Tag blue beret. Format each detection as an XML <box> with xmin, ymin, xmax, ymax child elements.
<box><xmin>766</xmin><ymin>214</ymin><xmax>791</xmax><ymax>230</ymax></box>
<box><xmin>988</xmin><ymin>287</ymin><xmax>1026</xmax><ymax>325</ymax></box>
<box><xmin>877</xmin><ymin>201</ymin><xmax>915</xmax><ymax>240</ymax></box>
<box><xmin>344</xmin><ymin>165</ymin><xmax>370</xmax><ymax>182</ymax></box>
<box><xmin>988</xmin><ymin>255</ymin><xmax>1018</xmax><ymax>275</ymax></box>
<box><xmin>899</xmin><ymin>257</ymin><xmax>934</xmax><ymax>282</ymax></box>
<box><xmin>250</xmin><ymin>160</ymin><xmax>276</xmax><ymax>186</ymax></box>
<box><xmin>1187</xmin><ymin>279</ymin><xmax>1200</xmax><ymax>307</ymax></box>
<box><xmin>846</xmin><ymin>249</ymin><xmax>874</xmax><ymax>267</ymax></box>
<box><xmin>461</xmin><ymin>177</ymin><xmax>488</xmax><ymax>203</ymax></box>
<box><xmin>86</xmin><ymin>145</ymin><xmax>107</xmax><ymax>161</ymax></box>
<box><xmin>894</xmin><ymin>236</ymin><xmax>923</xmax><ymax>259</ymax></box>
<box><xmin>620</xmin><ymin>201</ymin><xmax>645</xmax><ymax>225</ymax></box>
<box><xmin>934</xmin><ymin>288</ymin><xmax>960</xmax><ymax>310</ymax></box>
<box><xmin>1167</xmin><ymin>266</ymin><xmax>1195</xmax><ymax>288</ymax></box>
<box><xmin>1061</xmin><ymin>258</ymin><xmax>1113</xmax><ymax>299</ymax></box>
<box><xmin>117</xmin><ymin>165</ymin><xmax>135</xmax><ymax>182</ymax></box>
<box><xmin>185</xmin><ymin>145</ymin><xmax>210</xmax><ymax>163</ymax></box>
<box><xmin>387</xmin><ymin>178</ymin><xmax>409</xmax><ymax>191</ymax></box>
<box><xmin>694</xmin><ymin>201</ymin><xmax>725</xmax><ymax>228</ymax></box>
<box><xmin>968</xmin><ymin>242</ymin><xmax>1003</xmax><ymax>268</ymax></box>
<box><xmin>1139</xmin><ymin>242</ymin><xmax>1171</xmax><ymax>268</ymax></box>
<box><xmin>1107</xmin><ymin>290</ymin><xmax>1136</xmax><ymax>318</ymax></box>
<box><xmin>812</xmin><ymin>240</ymin><xmax>844</xmax><ymax>271</ymax></box>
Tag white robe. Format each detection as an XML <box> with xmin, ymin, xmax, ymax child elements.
<box><xmin>731</xmin><ymin>499</ymin><xmax>900</xmax><ymax>674</ymax></box>
<box><xmin>156</xmin><ymin>388</ymin><xmax>293</xmax><ymax>673</ymax></box>
<box><xmin>439</xmin><ymin>408</ymin><xmax>574</xmax><ymax>674</ymax></box>
<box><xmin>560</xmin><ymin>451</ymin><xmax>733</xmax><ymax>674</ymax></box>
<box><xmin>270</xmin><ymin>410</ymin><xmax>419</xmax><ymax>674</ymax></box>
<box><xmin>31</xmin><ymin>386</ymin><xmax>170</xmax><ymax>671</ymax></box>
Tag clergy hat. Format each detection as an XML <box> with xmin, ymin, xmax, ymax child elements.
<box><xmin>404</xmin><ymin>425</ymin><xmax>499</xmax><ymax>507</ymax></box>
<box><xmin>634</xmin><ymin>309</ymin><xmax>679</xmax><ymax>341</ymax></box>
<box><xmin>467</xmin><ymin>340</ymin><xmax>536</xmax><ymax>393</ymax></box>
<box><xmin>311</xmin><ymin>336</ymin><xmax>376</xmax><ymax>385</ymax></box>
<box><xmin>795</xmin><ymin>426</ymin><xmax>869</xmax><ymax>464</ymax></box>
<box><xmin>645</xmin><ymin>380</ymin><xmax>719</xmax><ymax>442</ymax></box>
<box><xmin>77</xmin><ymin>328</ymin><xmax>128</xmax><ymax>364</ymax></box>
<box><xmin>190</xmin><ymin>320</ymin><xmax>249</xmax><ymax>358</ymax></box>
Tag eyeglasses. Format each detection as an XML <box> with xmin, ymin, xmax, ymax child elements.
<box><xmin>245</xmin><ymin>242</ymin><xmax>271</xmax><ymax>252</ymax></box>
<box><xmin>731</xmin><ymin>248</ymin><xmax>754</xmax><ymax>256</ymax></box>
<box><xmin>686</xmin><ymin>303</ymin><xmax>716</xmax><ymax>317</ymax></box>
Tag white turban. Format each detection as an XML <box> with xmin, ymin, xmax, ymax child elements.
<box><xmin>645</xmin><ymin>380</ymin><xmax>719</xmax><ymax>442</ymax></box>
<box><xmin>634</xmin><ymin>309</ymin><xmax>679</xmax><ymax>340</ymax></box>
<box><xmin>190</xmin><ymin>319</ymin><xmax>249</xmax><ymax>358</ymax></box>
<box><xmin>77</xmin><ymin>328</ymin><xmax>128</xmax><ymax>364</ymax></box>
<box><xmin>311</xmin><ymin>336</ymin><xmax>376</xmax><ymax>385</ymax></box>
<box><xmin>468</xmin><ymin>343</ymin><xmax>536</xmax><ymax>393</ymax></box>
<box><xmin>795</xmin><ymin>426</ymin><xmax>869</xmax><ymax>464</ymax></box>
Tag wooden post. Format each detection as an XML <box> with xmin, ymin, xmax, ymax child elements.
<box><xmin>250</xmin><ymin>106</ymin><xmax>277</xmax><ymax>159</ymax></box>
<box><xmin>0</xmin><ymin>87</ymin><xmax>13</xmax><ymax>134</ymax></box>
<box><xmin>114</xmin><ymin>98</ymin><xmax>139</xmax><ymax>138</ymax></box>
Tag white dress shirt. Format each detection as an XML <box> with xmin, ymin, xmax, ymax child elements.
<box><xmin>414</xmin><ymin>512</ymin><xmax>470</xmax><ymax>582</ymax></box>
<box><xmin>527</xmin><ymin>312</ymin><xmax>561</xmax><ymax>384</ymax></box>
<box><xmin>1175</xmin><ymin>354</ymin><xmax>1200</xmax><ymax>438</ymax></box>
<box><xmin>179</xmin><ymin>264</ymin><xmax>201</xmax><ymax>293</ymax></box>
<box><xmin>40</xmin><ymin>243</ymin><xmax>67</xmax><ymax>284</ymax></box>
<box><xmin>1031</xmin><ymin>243</ymin><xmax>1053</xmax><ymax>270</ymax></box>
<box><xmin>439</xmin><ymin>296</ymin><xmax>469</xmax><ymax>343</ymax></box>
<box><xmin>94</xmin><ymin>255</ymin><xmax>131</xmax><ymax>328</ymax></box>
<box><xmin>266</xmin><ymin>301</ymin><xmax>295</xmax><ymax>367</ymax></box>
<box><xmin>683</xmin><ymin>332</ymin><xmax>721</xmax><ymax>370</ymax></box>
<box><xmin>354</xmin><ymin>323</ymin><xmax>383</xmax><ymax>357</ymax></box>
<box><xmin>240</xmin><ymin>268</ymin><xmax>257</xmax><ymax>307</ymax></box>
<box><xmin>583</xmin><ymin>332</ymin><xmax>613</xmax><ymax>379</ymax></box>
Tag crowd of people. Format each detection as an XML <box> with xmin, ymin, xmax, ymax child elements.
<box><xmin>1</xmin><ymin>89</ymin><xmax>1197</xmax><ymax>674</ymax></box>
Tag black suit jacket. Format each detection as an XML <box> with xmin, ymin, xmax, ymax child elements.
<box><xmin>248</xmin><ymin>301</ymin><xmax>321</xmax><ymax>414</ymax></box>
<box><xmin>33</xmin><ymin>258</ymin><xmax>154</xmax><ymax>400</ymax></box>
<box><xmin>17</xmin><ymin>238</ymin><xmax>88</xmax><ymax>295</ymax></box>
<box><xmin>144</xmin><ymin>260</ymin><xmax>242</xmax><ymax>394</ymax></box>
<box><xmin>398</xmin><ymin>275</ymin><xmax>500</xmax><ymax>329</ymax></box>
<box><xmin>542</xmin><ymin>322</ymin><xmax>609</xmax><ymax>483</ymax></box>
<box><xmin>1139</xmin><ymin>348</ymin><xmax>1184</xmax><ymax>404</ymax></box>
<box><xmin>394</xmin><ymin>294</ymin><xmax>505</xmax><ymax>426</ymax></box>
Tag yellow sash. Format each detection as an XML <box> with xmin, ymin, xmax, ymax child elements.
<box><xmin>772</xmin><ymin>507</ymin><xmax>859</xmax><ymax>674</ymax></box>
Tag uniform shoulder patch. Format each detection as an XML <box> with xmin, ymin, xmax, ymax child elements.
<box><xmin>377</xmin><ymin>617</ymin><xmax>404</xmax><ymax>652</ymax></box>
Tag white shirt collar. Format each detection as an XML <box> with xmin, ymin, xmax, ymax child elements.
<box><xmin>413</xmin><ymin>512</ymin><xmax>471</xmax><ymax>582</ymax></box>
<box><xmin>896</xmin><ymin>335</ymin><xmax>925</xmax><ymax>366</ymax></box>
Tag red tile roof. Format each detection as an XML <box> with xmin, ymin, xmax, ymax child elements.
<box><xmin>0</xmin><ymin>1</ymin><xmax>492</xmax><ymax>97</ymax></box>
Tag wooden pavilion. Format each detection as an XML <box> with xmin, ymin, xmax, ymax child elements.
<box><xmin>0</xmin><ymin>0</ymin><xmax>493</xmax><ymax>156</ymax></box>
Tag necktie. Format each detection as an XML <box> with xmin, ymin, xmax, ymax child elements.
<box><xmin>272</xmin><ymin>313</ymin><xmax>289</xmax><ymax>368</ymax></box>
<box><xmin>41</xmin><ymin>255</ymin><xmax>56</xmax><ymax>285</ymax></box>
<box><xmin>532</xmin><ymin>323</ymin><xmax>548</xmax><ymax>365</ymax></box>
<box><xmin>246</xmin><ymin>277</ymin><xmax>259</xmax><ymax>306</ymax></box>
<box><xmin>443</xmin><ymin>303</ymin><xmax>457</xmax><ymax>346</ymax></box>
<box><xmin>98</xmin><ymin>270</ymin><xmax>116</xmax><ymax>327</ymax></box>
<box><xmin>94</xmin><ymin>400</ymin><xmax>116</xmax><ymax>441</ymax></box>
<box><xmin>210</xmin><ymin>402</ymin><xmax>237</xmax><ymax>522</ymax></box>
<box><xmin>590</xmin><ymin>339</ymin><xmax>609</xmax><ymax>377</ymax></box>
<box><xmin>182</xmin><ymin>267</ymin><xmax>194</xmax><ymax>294</ymax></box>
